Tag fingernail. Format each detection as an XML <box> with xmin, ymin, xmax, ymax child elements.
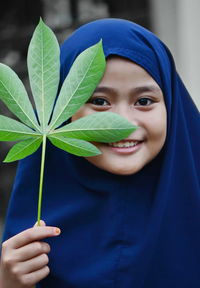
<box><xmin>54</xmin><ymin>228</ymin><xmax>61</xmax><ymax>235</ymax></box>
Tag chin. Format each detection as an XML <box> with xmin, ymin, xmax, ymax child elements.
<box><xmin>93</xmin><ymin>160</ymin><xmax>144</xmax><ymax>175</ymax></box>
<box><xmin>85</xmin><ymin>155</ymin><xmax>146</xmax><ymax>176</ymax></box>
<box><xmin>108</xmin><ymin>166</ymin><xmax>141</xmax><ymax>176</ymax></box>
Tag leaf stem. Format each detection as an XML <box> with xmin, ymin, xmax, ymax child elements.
<box><xmin>37</xmin><ymin>134</ymin><xmax>47</xmax><ymax>226</ymax></box>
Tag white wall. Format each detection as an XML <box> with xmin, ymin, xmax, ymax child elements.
<box><xmin>150</xmin><ymin>0</ymin><xmax>200</xmax><ymax>110</ymax></box>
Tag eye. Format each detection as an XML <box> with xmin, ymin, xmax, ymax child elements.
<box><xmin>88</xmin><ymin>97</ymin><xmax>110</xmax><ymax>106</ymax></box>
<box><xmin>135</xmin><ymin>97</ymin><xmax>154</xmax><ymax>106</ymax></box>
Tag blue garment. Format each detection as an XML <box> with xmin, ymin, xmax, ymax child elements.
<box><xmin>3</xmin><ymin>19</ymin><xmax>200</xmax><ymax>287</ymax></box>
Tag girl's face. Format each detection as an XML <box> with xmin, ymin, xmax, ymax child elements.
<box><xmin>72</xmin><ymin>56</ymin><xmax>167</xmax><ymax>175</ymax></box>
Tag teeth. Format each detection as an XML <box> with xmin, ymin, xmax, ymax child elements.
<box><xmin>108</xmin><ymin>141</ymin><xmax>139</xmax><ymax>148</ymax></box>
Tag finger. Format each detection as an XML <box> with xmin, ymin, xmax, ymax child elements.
<box><xmin>13</xmin><ymin>253</ymin><xmax>49</xmax><ymax>275</ymax></box>
<box><xmin>3</xmin><ymin>226</ymin><xmax>61</xmax><ymax>249</ymax></box>
<box><xmin>17</xmin><ymin>266</ymin><xmax>50</xmax><ymax>287</ymax></box>
<box><xmin>11</xmin><ymin>241</ymin><xmax>50</xmax><ymax>262</ymax></box>
<box><xmin>34</xmin><ymin>220</ymin><xmax>46</xmax><ymax>227</ymax></box>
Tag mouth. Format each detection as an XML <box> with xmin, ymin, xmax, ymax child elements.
<box><xmin>108</xmin><ymin>140</ymin><xmax>142</xmax><ymax>148</ymax></box>
<box><xmin>105</xmin><ymin>139</ymin><xmax>144</xmax><ymax>154</ymax></box>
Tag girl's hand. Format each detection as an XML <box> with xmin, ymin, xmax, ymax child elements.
<box><xmin>0</xmin><ymin>220</ymin><xmax>61</xmax><ymax>288</ymax></box>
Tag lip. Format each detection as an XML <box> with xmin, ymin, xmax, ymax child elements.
<box><xmin>111</xmin><ymin>139</ymin><xmax>143</xmax><ymax>143</ymax></box>
<box><xmin>107</xmin><ymin>141</ymin><xmax>144</xmax><ymax>154</ymax></box>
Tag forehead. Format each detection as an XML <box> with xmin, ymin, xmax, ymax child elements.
<box><xmin>105</xmin><ymin>56</ymin><xmax>154</xmax><ymax>79</ymax></box>
<box><xmin>93</xmin><ymin>56</ymin><xmax>164</xmax><ymax>101</ymax></box>
<box><xmin>101</xmin><ymin>56</ymin><xmax>162</xmax><ymax>90</ymax></box>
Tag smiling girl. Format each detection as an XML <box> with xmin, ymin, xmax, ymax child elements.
<box><xmin>73</xmin><ymin>56</ymin><xmax>167</xmax><ymax>175</ymax></box>
<box><xmin>0</xmin><ymin>19</ymin><xmax>200</xmax><ymax>288</ymax></box>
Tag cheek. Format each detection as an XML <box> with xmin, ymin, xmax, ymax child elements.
<box><xmin>71</xmin><ymin>104</ymin><xmax>95</xmax><ymax>122</ymax></box>
<box><xmin>138</xmin><ymin>106</ymin><xmax>166</xmax><ymax>148</ymax></box>
<box><xmin>71</xmin><ymin>112</ymin><xmax>81</xmax><ymax>121</ymax></box>
<box><xmin>148</xmin><ymin>108</ymin><xmax>167</xmax><ymax>146</ymax></box>
<box><xmin>71</xmin><ymin>106</ymin><xmax>91</xmax><ymax>121</ymax></box>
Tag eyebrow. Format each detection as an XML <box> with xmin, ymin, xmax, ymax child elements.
<box><xmin>93</xmin><ymin>85</ymin><xmax>162</xmax><ymax>95</ymax></box>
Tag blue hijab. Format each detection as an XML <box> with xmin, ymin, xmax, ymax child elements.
<box><xmin>3</xmin><ymin>19</ymin><xmax>200</xmax><ymax>287</ymax></box>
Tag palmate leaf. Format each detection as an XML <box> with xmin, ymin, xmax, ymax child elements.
<box><xmin>48</xmin><ymin>135</ymin><xmax>101</xmax><ymax>157</ymax></box>
<box><xmin>28</xmin><ymin>18</ymin><xmax>60</xmax><ymax>130</ymax></box>
<box><xmin>48</xmin><ymin>40</ymin><xmax>106</xmax><ymax>130</ymax></box>
<box><xmin>0</xmin><ymin>64</ymin><xmax>40</xmax><ymax>131</ymax></box>
<box><xmin>0</xmin><ymin>21</ymin><xmax>108</xmax><ymax>163</ymax></box>
<box><xmin>4</xmin><ymin>137</ymin><xmax>42</xmax><ymax>163</ymax></box>
<box><xmin>0</xmin><ymin>115</ymin><xmax>40</xmax><ymax>141</ymax></box>
<box><xmin>0</xmin><ymin>18</ymin><xmax>138</xmax><ymax>225</ymax></box>
<box><xmin>50</xmin><ymin>112</ymin><xmax>137</xmax><ymax>142</ymax></box>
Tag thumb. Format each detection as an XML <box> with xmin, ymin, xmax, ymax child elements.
<box><xmin>34</xmin><ymin>220</ymin><xmax>46</xmax><ymax>227</ymax></box>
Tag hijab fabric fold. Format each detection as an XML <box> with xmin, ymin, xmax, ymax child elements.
<box><xmin>3</xmin><ymin>19</ymin><xmax>200</xmax><ymax>287</ymax></box>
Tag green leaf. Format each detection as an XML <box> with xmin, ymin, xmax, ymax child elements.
<box><xmin>48</xmin><ymin>135</ymin><xmax>101</xmax><ymax>157</ymax></box>
<box><xmin>28</xmin><ymin>18</ymin><xmax>60</xmax><ymax>130</ymax></box>
<box><xmin>0</xmin><ymin>64</ymin><xmax>40</xmax><ymax>130</ymax></box>
<box><xmin>49</xmin><ymin>40</ymin><xmax>106</xmax><ymax>130</ymax></box>
<box><xmin>50</xmin><ymin>112</ymin><xmax>137</xmax><ymax>143</ymax></box>
<box><xmin>0</xmin><ymin>18</ymin><xmax>139</xmax><ymax>226</ymax></box>
<box><xmin>0</xmin><ymin>115</ymin><xmax>40</xmax><ymax>141</ymax></box>
<box><xmin>4</xmin><ymin>137</ymin><xmax>42</xmax><ymax>163</ymax></box>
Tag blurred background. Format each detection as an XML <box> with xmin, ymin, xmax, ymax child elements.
<box><xmin>0</xmin><ymin>0</ymin><xmax>199</xmax><ymax>239</ymax></box>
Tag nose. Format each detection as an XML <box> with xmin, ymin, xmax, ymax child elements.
<box><xmin>113</xmin><ymin>103</ymin><xmax>138</xmax><ymax>125</ymax></box>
